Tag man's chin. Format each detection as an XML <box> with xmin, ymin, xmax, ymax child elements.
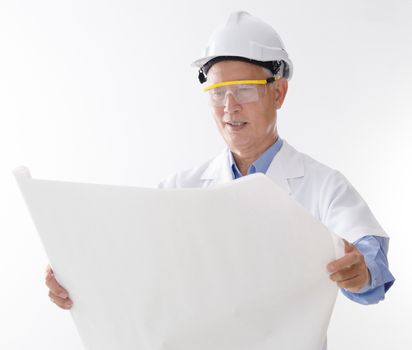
<box><xmin>224</xmin><ymin>136</ymin><xmax>252</xmax><ymax>151</ymax></box>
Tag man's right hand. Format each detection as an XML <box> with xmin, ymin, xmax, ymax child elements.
<box><xmin>45</xmin><ymin>265</ymin><xmax>73</xmax><ymax>310</ymax></box>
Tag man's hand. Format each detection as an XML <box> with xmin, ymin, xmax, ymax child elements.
<box><xmin>327</xmin><ymin>239</ymin><xmax>371</xmax><ymax>292</ymax></box>
<box><xmin>45</xmin><ymin>265</ymin><xmax>73</xmax><ymax>310</ymax></box>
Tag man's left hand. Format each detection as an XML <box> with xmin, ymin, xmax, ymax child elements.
<box><xmin>327</xmin><ymin>239</ymin><xmax>370</xmax><ymax>292</ymax></box>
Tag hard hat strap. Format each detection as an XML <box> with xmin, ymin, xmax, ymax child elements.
<box><xmin>198</xmin><ymin>56</ymin><xmax>282</xmax><ymax>84</ymax></box>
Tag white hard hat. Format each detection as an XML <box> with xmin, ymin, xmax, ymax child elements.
<box><xmin>192</xmin><ymin>11</ymin><xmax>293</xmax><ymax>82</ymax></box>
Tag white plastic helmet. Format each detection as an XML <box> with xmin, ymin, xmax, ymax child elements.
<box><xmin>192</xmin><ymin>11</ymin><xmax>293</xmax><ymax>82</ymax></box>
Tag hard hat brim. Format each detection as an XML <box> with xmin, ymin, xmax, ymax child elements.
<box><xmin>191</xmin><ymin>54</ymin><xmax>293</xmax><ymax>81</ymax></box>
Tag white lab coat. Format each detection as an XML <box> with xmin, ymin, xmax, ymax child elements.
<box><xmin>159</xmin><ymin>139</ymin><xmax>388</xmax><ymax>242</ymax></box>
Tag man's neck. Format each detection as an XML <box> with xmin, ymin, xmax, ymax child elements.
<box><xmin>231</xmin><ymin>135</ymin><xmax>278</xmax><ymax>176</ymax></box>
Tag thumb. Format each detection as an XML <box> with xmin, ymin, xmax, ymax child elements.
<box><xmin>343</xmin><ymin>239</ymin><xmax>355</xmax><ymax>254</ymax></box>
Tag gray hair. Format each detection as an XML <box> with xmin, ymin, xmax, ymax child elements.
<box><xmin>261</xmin><ymin>62</ymin><xmax>284</xmax><ymax>79</ymax></box>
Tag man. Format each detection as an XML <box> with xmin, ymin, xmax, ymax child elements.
<box><xmin>46</xmin><ymin>9</ymin><xmax>395</xmax><ymax>342</ymax></box>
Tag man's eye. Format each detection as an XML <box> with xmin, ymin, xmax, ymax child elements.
<box><xmin>238</xmin><ymin>86</ymin><xmax>253</xmax><ymax>92</ymax></box>
<box><xmin>211</xmin><ymin>90</ymin><xmax>224</xmax><ymax>97</ymax></box>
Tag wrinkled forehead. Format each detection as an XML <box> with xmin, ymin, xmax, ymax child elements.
<box><xmin>206</xmin><ymin>60</ymin><xmax>270</xmax><ymax>84</ymax></box>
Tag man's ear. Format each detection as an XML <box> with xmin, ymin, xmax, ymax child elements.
<box><xmin>274</xmin><ymin>78</ymin><xmax>288</xmax><ymax>110</ymax></box>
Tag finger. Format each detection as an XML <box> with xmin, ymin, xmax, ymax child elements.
<box><xmin>45</xmin><ymin>264</ymin><xmax>53</xmax><ymax>275</ymax></box>
<box><xmin>49</xmin><ymin>291</ymin><xmax>73</xmax><ymax>310</ymax></box>
<box><xmin>338</xmin><ymin>274</ymin><xmax>365</xmax><ymax>291</ymax></box>
<box><xmin>329</xmin><ymin>263</ymin><xmax>359</xmax><ymax>282</ymax></box>
<box><xmin>45</xmin><ymin>265</ymin><xmax>55</xmax><ymax>282</ymax></box>
<box><xmin>343</xmin><ymin>239</ymin><xmax>355</xmax><ymax>254</ymax></box>
<box><xmin>45</xmin><ymin>270</ymin><xmax>69</xmax><ymax>299</ymax></box>
<box><xmin>49</xmin><ymin>290</ymin><xmax>73</xmax><ymax>307</ymax></box>
<box><xmin>327</xmin><ymin>252</ymin><xmax>359</xmax><ymax>273</ymax></box>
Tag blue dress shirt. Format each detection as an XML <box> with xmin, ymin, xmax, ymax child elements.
<box><xmin>228</xmin><ymin>137</ymin><xmax>395</xmax><ymax>304</ymax></box>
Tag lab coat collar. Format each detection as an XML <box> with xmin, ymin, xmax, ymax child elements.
<box><xmin>200</xmin><ymin>139</ymin><xmax>305</xmax><ymax>194</ymax></box>
<box><xmin>200</xmin><ymin>149</ymin><xmax>233</xmax><ymax>185</ymax></box>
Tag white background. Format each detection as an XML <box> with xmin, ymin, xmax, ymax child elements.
<box><xmin>1</xmin><ymin>0</ymin><xmax>411</xmax><ymax>349</ymax></box>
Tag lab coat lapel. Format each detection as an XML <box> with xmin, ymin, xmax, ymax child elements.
<box><xmin>265</xmin><ymin>140</ymin><xmax>305</xmax><ymax>194</ymax></box>
<box><xmin>200</xmin><ymin>148</ymin><xmax>233</xmax><ymax>186</ymax></box>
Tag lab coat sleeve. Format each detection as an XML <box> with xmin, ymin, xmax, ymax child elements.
<box><xmin>319</xmin><ymin>171</ymin><xmax>395</xmax><ymax>304</ymax></box>
<box><xmin>320</xmin><ymin>170</ymin><xmax>387</xmax><ymax>242</ymax></box>
<box><xmin>341</xmin><ymin>235</ymin><xmax>395</xmax><ymax>305</ymax></box>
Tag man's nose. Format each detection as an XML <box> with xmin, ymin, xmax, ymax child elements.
<box><xmin>223</xmin><ymin>92</ymin><xmax>242</xmax><ymax>114</ymax></box>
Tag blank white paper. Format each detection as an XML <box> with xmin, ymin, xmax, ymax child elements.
<box><xmin>14</xmin><ymin>166</ymin><xmax>339</xmax><ymax>350</ymax></box>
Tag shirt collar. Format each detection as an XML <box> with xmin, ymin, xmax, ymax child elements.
<box><xmin>228</xmin><ymin>137</ymin><xmax>284</xmax><ymax>179</ymax></box>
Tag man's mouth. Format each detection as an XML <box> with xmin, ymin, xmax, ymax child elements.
<box><xmin>226</xmin><ymin>121</ymin><xmax>247</xmax><ymax>127</ymax></box>
<box><xmin>225</xmin><ymin>121</ymin><xmax>248</xmax><ymax>132</ymax></box>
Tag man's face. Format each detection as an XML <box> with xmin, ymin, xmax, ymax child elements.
<box><xmin>206</xmin><ymin>60</ymin><xmax>287</xmax><ymax>154</ymax></box>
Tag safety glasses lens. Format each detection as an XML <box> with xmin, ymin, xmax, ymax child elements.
<box><xmin>207</xmin><ymin>84</ymin><xmax>260</xmax><ymax>107</ymax></box>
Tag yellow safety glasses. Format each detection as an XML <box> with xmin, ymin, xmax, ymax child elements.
<box><xmin>203</xmin><ymin>77</ymin><xmax>277</xmax><ymax>107</ymax></box>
